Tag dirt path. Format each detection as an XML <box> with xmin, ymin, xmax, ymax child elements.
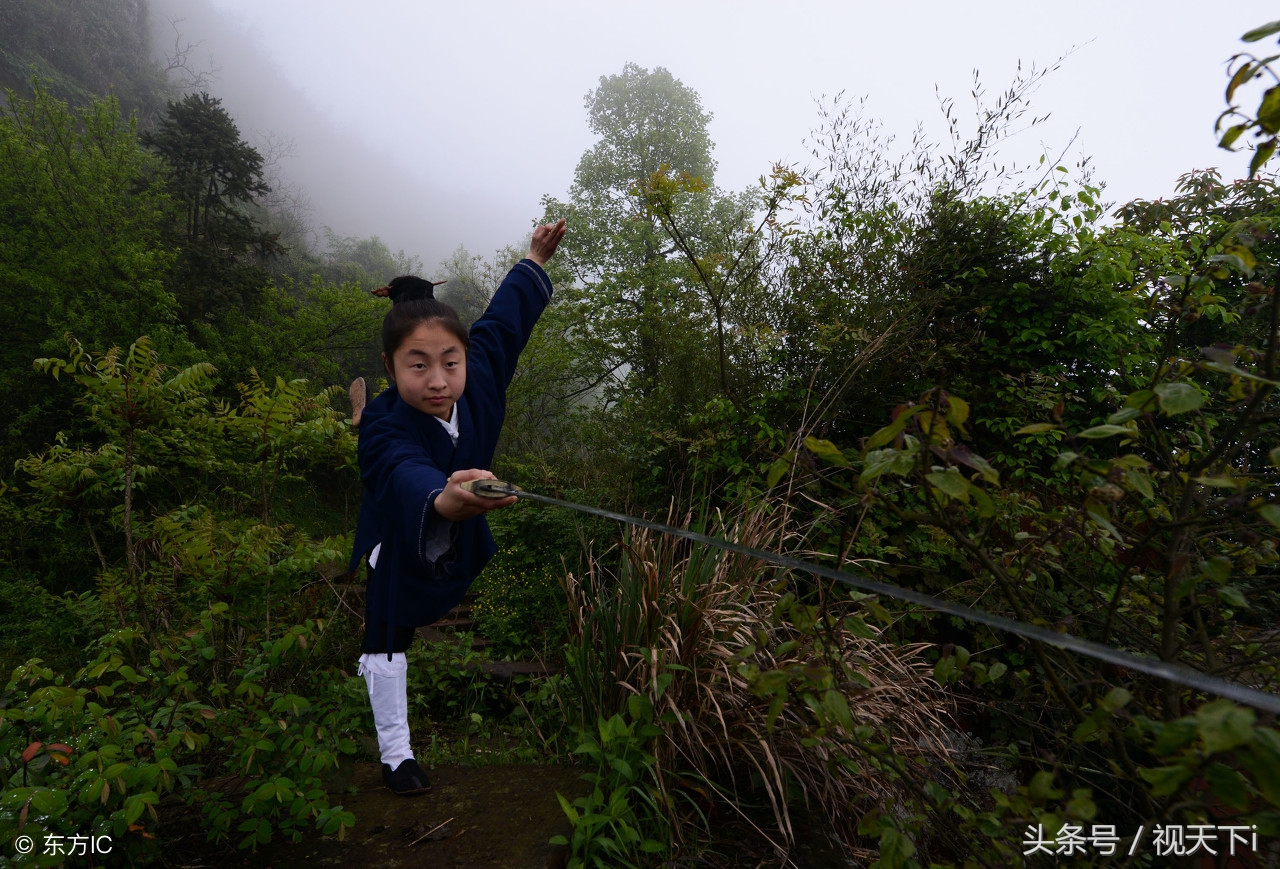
<box><xmin>240</xmin><ymin>762</ymin><xmax>586</xmax><ymax>869</ymax></box>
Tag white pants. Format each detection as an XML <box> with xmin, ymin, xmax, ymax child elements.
<box><xmin>357</xmin><ymin>652</ymin><xmax>413</xmax><ymax>769</ymax></box>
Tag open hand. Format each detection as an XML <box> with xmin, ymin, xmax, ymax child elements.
<box><xmin>432</xmin><ymin>468</ymin><xmax>517</xmax><ymax>521</ymax></box>
<box><xmin>527</xmin><ymin>218</ymin><xmax>567</xmax><ymax>267</ymax></box>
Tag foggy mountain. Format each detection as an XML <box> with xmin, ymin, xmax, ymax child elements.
<box><xmin>148</xmin><ymin>0</ymin><xmax>518</xmax><ymax>272</ymax></box>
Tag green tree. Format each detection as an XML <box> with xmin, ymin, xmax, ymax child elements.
<box><xmin>437</xmin><ymin>242</ymin><xmax>525</xmax><ymax>326</ymax></box>
<box><xmin>0</xmin><ymin>86</ymin><xmax>179</xmax><ymax>465</ymax></box>
<box><xmin>142</xmin><ymin>93</ymin><xmax>273</xmax><ymax>252</ymax></box>
<box><xmin>572</xmin><ymin>62</ymin><xmax>715</xmax><ymax>198</ymax></box>
<box><xmin>142</xmin><ymin>92</ymin><xmax>281</xmax><ymax>319</ymax></box>
<box><xmin>316</xmin><ymin>229</ymin><xmax>423</xmax><ymax>292</ymax></box>
<box><xmin>537</xmin><ymin>64</ymin><xmax>778</xmax><ymax>502</ymax></box>
<box><xmin>200</xmin><ymin>276</ymin><xmax>385</xmax><ymax>389</ymax></box>
<box><xmin>762</xmin><ymin>75</ymin><xmax>1156</xmax><ymax>481</ymax></box>
<box><xmin>541</xmin><ymin>63</ymin><xmax>728</xmax><ymax>401</ymax></box>
<box><xmin>753</xmin><ymin>65</ymin><xmax>1280</xmax><ymax>866</ymax></box>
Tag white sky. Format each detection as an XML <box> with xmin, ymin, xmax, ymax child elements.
<box><xmin>164</xmin><ymin>0</ymin><xmax>1274</xmax><ymax>269</ymax></box>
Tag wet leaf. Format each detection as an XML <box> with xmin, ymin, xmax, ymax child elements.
<box><xmin>1200</xmin><ymin>556</ymin><xmax>1232</xmax><ymax>584</ymax></box>
<box><xmin>1218</xmin><ymin>586</ymin><xmax>1248</xmax><ymax>608</ymax></box>
<box><xmin>927</xmin><ymin>469</ymin><xmax>971</xmax><ymax>502</ymax></box>
<box><xmin>1248</xmin><ymin>729</ymin><xmax>1280</xmax><ymax>804</ymax></box>
<box><xmin>1223</xmin><ymin>60</ymin><xmax>1254</xmax><ymax>108</ymax></box>
<box><xmin>1250</xmin><ymin>138</ymin><xmax>1277</xmax><ymax>177</ymax></box>
<box><xmin>1126</xmin><ymin>468</ymin><xmax>1154</xmax><ymax>500</ymax></box>
<box><xmin>950</xmin><ymin>444</ymin><xmax>1000</xmax><ymax>484</ymax></box>
<box><xmin>1206</xmin><ymin>763</ymin><xmax>1250</xmax><ymax>810</ymax></box>
<box><xmin>1140</xmin><ymin>765</ymin><xmax>1193</xmax><ymax>797</ymax></box>
<box><xmin>1194</xmin><ymin>475</ymin><xmax>1242</xmax><ymax>489</ymax></box>
<box><xmin>1123</xmin><ymin>388</ymin><xmax>1157</xmax><ymax>409</ymax></box>
<box><xmin>804</xmin><ymin>437</ymin><xmax>848</xmax><ymax>467</ymax></box>
<box><xmin>917</xmin><ymin>410</ymin><xmax>950</xmax><ymax>443</ymax></box>
<box><xmin>765</xmin><ymin>452</ymin><xmax>794</xmax><ymax>489</ymax></box>
<box><xmin>971</xmin><ymin>486</ymin><xmax>995</xmax><ymax>519</ymax></box>
<box><xmin>1201</xmin><ymin>345</ymin><xmax>1237</xmax><ymax>364</ymax></box>
<box><xmin>1078</xmin><ymin>424</ymin><xmax>1135</xmax><ymax>439</ymax></box>
<box><xmin>1029</xmin><ymin>770</ymin><xmax>1062</xmax><ymax>800</ymax></box>
<box><xmin>1154</xmin><ymin>382</ymin><xmax>1206</xmax><ymax>415</ymax></box>
<box><xmin>866</xmin><ymin>405</ymin><xmax>924</xmax><ymax>449</ymax></box>
<box><xmin>1196</xmin><ymin>700</ymin><xmax>1255</xmax><ymax>753</ymax></box>
<box><xmin>1243</xmin><ymin>20</ymin><xmax>1280</xmax><ymax>41</ymax></box>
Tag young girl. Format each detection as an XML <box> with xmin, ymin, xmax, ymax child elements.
<box><xmin>349</xmin><ymin>219</ymin><xmax>566</xmax><ymax>795</ymax></box>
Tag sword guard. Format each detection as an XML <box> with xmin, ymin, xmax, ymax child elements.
<box><xmin>459</xmin><ymin>479</ymin><xmax>522</xmax><ymax>499</ymax></box>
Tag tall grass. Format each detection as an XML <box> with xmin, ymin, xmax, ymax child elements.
<box><xmin>561</xmin><ymin>505</ymin><xmax>954</xmax><ymax>861</ymax></box>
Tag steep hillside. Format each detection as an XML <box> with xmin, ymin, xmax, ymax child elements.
<box><xmin>0</xmin><ymin>0</ymin><xmax>169</xmax><ymax>117</ymax></box>
<box><xmin>149</xmin><ymin>0</ymin><xmax>509</xmax><ymax>268</ymax></box>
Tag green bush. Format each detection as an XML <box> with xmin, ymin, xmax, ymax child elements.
<box><xmin>1</xmin><ymin>336</ymin><xmax>368</xmax><ymax>862</ymax></box>
<box><xmin>472</xmin><ymin>555</ymin><xmax>567</xmax><ymax>660</ymax></box>
<box><xmin>473</xmin><ymin>496</ymin><xmax>595</xmax><ymax>660</ymax></box>
<box><xmin>0</xmin><ymin>613</ymin><xmax>361</xmax><ymax>862</ymax></box>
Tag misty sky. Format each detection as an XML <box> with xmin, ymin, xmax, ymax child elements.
<box><xmin>153</xmin><ymin>0</ymin><xmax>1273</xmax><ymax>272</ymax></box>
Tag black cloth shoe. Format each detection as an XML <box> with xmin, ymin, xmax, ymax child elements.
<box><xmin>382</xmin><ymin>758</ymin><xmax>431</xmax><ymax>795</ymax></box>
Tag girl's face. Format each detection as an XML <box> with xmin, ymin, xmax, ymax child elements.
<box><xmin>383</xmin><ymin>320</ymin><xmax>466</xmax><ymax>420</ymax></box>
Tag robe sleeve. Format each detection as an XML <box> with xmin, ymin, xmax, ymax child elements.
<box><xmin>386</xmin><ymin>458</ymin><xmax>455</xmax><ymax>565</ymax></box>
<box><xmin>467</xmin><ymin>259</ymin><xmax>553</xmax><ymax>402</ymax></box>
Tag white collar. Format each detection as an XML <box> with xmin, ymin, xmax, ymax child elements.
<box><xmin>433</xmin><ymin>403</ymin><xmax>459</xmax><ymax>443</ymax></box>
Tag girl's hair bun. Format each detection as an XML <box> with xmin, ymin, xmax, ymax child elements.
<box><xmin>372</xmin><ymin>275</ymin><xmax>447</xmax><ymax>303</ymax></box>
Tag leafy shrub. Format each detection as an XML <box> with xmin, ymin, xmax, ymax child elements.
<box><xmin>474</xmin><ymin>496</ymin><xmax>596</xmax><ymax>659</ymax></box>
<box><xmin>551</xmin><ymin>697</ymin><xmax>669</xmax><ymax>869</ymax></box>
<box><xmin>779</xmin><ymin>183</ymin><xmax>1280</xmax><ymax>861</ymax></box>
<box><xmin>404</xmin><ymin>633</ymin><xmax>505</xmax><ymax>726</ymax></box>
<box><xmin>1</xmin><ymin>336</ymin><xmax>368</xmax><ymax>861</ymax></box>
<box><xmin>471</xmin><ymin>555</ymin><xmax>567</xmax><ymax>660</ymax></box>
<box><xmin>0</xmin><ymin>612</ymin><xmax>360</xmax><ymax>862</ymax></box>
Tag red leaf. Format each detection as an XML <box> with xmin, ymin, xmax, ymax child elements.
<box><xmin>21</xmin><ymin>742</ymin><xmax>43</xmax><ymax>763</ymax></box>
<box><xmin>46</xmin><ymin>743</ymin><xmax>73</xmax><ymax>754</ymax></box>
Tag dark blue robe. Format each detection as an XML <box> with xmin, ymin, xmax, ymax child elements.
<box><xmin>350</xmin><ymin>260</ymin><xmax>553</xmax><ymax>642</ymax></box>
